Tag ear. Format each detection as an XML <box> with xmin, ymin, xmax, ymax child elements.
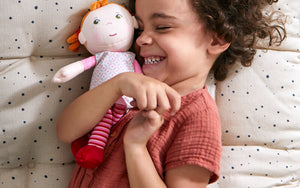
<box><xmin>208</xmin><ymin>35</ymin><xmax>230</xmax><ymax>55</ymax></box>
<box><xmin>78</xmin><ymin>32</ymin><xmax>87</xmax><ymax>45</ymax></box>
<box><xmin>132</xmin><ymin>16</ymin><xmax>138</xmax><ymax>29</ymax></box>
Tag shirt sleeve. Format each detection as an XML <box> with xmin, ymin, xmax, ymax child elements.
<box><xmin>81</xmin><ymin>56</ymin><xmax>97</xmax><ymax>70</ymax></box>
<box><xmin>165</xmin><ymin>107</ymin><xmax>222</xmax><ymax>183</ymax></box>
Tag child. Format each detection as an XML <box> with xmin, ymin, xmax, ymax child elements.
<box><xmin>56</xmin><ymin>0</ymin><xmax>286</xmax><ymax>187</ymax></box>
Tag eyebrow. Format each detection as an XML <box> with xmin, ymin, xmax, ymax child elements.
<box><xmin>135</xmin><ymin>12</ymin><xmax>177</xmax><ymax>22</ymax></box>
<box><xmin>151</xmin><ymin>13</ymin><xmax>176</xmax><ymax>20</ymax></box>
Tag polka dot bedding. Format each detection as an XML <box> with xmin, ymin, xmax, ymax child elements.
<box><xmin>209</xmin><ymin>1</ymin><xmax>300</xmax><ymax>187</ymax></box>
<box><xmin>0</xmin><ymin>0</ymin><xmax>128</xmax><ymax>187</ymax></box>
<box><xmin>0</xmin><ymin>0</ymin><xmax>299</xmax><ymax>187</ymax></box>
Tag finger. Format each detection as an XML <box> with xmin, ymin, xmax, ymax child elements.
<box><xmin>156</xmin><ymin>91</ymin><xmax>171</xmax><ymax>115</ymax></box>
<box><xmin>146</xmin><ymin>87</ymin><xmax>157</xmax><ymax>111</ymax></box>
<box><xmin>135</xmin><ymin>88</ymin><xmax>148</xmax><ymax>110</ymax></box>
<box><xmin>141</xmin><ymin>110</ymin><xmax>159</xmax><ymax>119</ymax></box>
<box><xmin>165</xmin><ymin>87</ymin><xmax>181</xmax><ymax>115</ymax></box>
<box><xmin>141</xmin><ymin>110</ymin><xmax>164</xmax><ymax>127</ymax></box>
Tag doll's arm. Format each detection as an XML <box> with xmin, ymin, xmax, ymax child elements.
<box><xmin>52</xmin><ymin>61</ymin><xmax>85</xmax><ymax>83</ymax></box>
<box><xmin>52</xmin><ymin>56</ymin><xmax>97</xmax><ymax>83</ymax></box>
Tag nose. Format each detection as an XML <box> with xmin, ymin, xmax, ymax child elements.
<box><xmin>136</xmin><ymin>31</ymin><xmax>152</xmax><ymax>46</ymax></box>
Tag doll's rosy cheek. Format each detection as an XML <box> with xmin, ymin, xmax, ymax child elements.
<box><xmin>92</xmin><ymin>32</ymin><xmax>103</xmax><ymax>42</ymax></box>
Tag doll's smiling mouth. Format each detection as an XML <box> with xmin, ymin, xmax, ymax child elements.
<box><xmin>109</xmin><ymin>33</ymin><xmax>117</xmax><ymax>37</ymax></box>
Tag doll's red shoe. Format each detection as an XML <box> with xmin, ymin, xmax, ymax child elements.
<box><xmin>71</xmin><ymin>135</ymin><xmax>89</xmax><ymax>157</ymax></box>
<box><xmin>75</xmin><ymin>145</ymin><xmax>104</xmax><ymax>169</ymax></box>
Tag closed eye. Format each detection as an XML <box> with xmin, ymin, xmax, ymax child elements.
<box><xmin>156</xmin><ymin>26</ymin><xmax>171</xmax><ymax>31</ymax></box>
<box><xmin>156</xmin><ymin>26</ymin><xmax>171</xmax><ymax>29</ymax></box>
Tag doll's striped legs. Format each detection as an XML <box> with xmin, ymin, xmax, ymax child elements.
<box><xmin>88</xmin><ymin>105</ymin><xmax>125</xmax><ymax>150</ymax></box>
<box><xmin>74</xmin><ymin>104</ymin><xmax>126</xmax><ymax>169</ymax></box>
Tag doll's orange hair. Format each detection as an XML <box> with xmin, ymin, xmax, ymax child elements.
<box><xmin>67</xmin><ymin>0</ymin><xmax>129</xmax><ymax>52</ymax></box>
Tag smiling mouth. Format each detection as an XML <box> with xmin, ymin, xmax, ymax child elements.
<box><xmin>109</xmin><ymin>33</ymin><xmax>117</xmax><ymax>37</ymax></box>
<box><xmin>144</xmin><ymin>56</ymin><xmax>165</xmax><ymax>65</ymax></box>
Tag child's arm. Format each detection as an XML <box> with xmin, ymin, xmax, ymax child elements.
<box><xmin>56</xmin><ymin>74</ymin><xmax>121</xmax><ymax>143</ymax></box>
<box><xmin>124</xmin><ymin>111</ymin><xmax>210</xmax><ymax>188</ymax></box>
<box><xmin>124</xmin><ymin>110</ymin><xmax>167</xmax><ymax>188</ymax></box>
<box><xmin>52</xmin><ymin>56</ymin><xmax>96</xmax><ymax>83</ymax></box>
<box><xmin>165</xmin><ymin>165</ymin><xmax>210</xmax><ymax>187</ymax></box>
<box><xmin>56</xmin><ymin>72</ymin><xmax>181</xmax><ymax>143</ymax></box>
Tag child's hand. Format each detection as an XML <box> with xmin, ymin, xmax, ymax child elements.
<box><xmin>119</xmin><ymin>72</ymin><xmax>181</xmax><ymax>148</ymax></box>
<box><xmin>117</xmin><ymin>72</ymin><xmax>181</xmax><ymax>115</ymax></box>
<box><xmin>123</xmin><ymin>110</ymin><xmax>164</xmax><ymax>147</ymax></box>
<box><xmin>52</xmin><ymin>61</ymin><xmax>85</xmax><ymax>83</ymax></box>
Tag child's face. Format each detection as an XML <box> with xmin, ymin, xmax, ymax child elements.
<box><xmin>135</xmin><ymin>0</ymin><xmax>214</xmax><ymax>92</ymax></box>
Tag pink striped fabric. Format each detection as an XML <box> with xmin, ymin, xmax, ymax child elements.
<box><xmin>87</xmin><ymin>104</ymin><xmax>127</xmax><ymax>149</ymax></box>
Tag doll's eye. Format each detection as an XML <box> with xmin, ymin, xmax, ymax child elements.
<box><xmin>115</xmin><ymin>14</ymin><xmax>122</xmax><ymax>19</ymax></box>
<box><xmin>94</xmin><ymin>19</ymin><xmax>100</xmax><ymax>24</ymax></box>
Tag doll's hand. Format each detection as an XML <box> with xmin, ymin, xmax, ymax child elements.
<box><xmin>117</xmin><ymin>72</ymin><xmax>181</xmax><ymax>115</ymax></box>
<box><xmin>123</xmin><ymin>110</ymin><xmax>164</xmax><ymax>147</ymax></box>
<box><xmin>52</xmin><ymin>61</ymin><xmax>85</xmax><ymax>83</ymax></box>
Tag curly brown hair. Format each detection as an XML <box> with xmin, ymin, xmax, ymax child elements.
<box><xmin>190</xmin><ymin>0</ymin><xmax>286</xmax><ymax>80</ymax></box>
<box><xmin>129</xmin><ymin>0</ymin><xmax>286</xmax><ymax>81</ymax></box>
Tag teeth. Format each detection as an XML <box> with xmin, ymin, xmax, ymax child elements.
<box><xmin>144</xmin><ymin>57</ymin><xmax>162</xmax><ymax>65</ymax></box>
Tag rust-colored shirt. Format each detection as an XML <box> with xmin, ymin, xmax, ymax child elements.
<box><xmin>69</xmin><ymin>87</ymin><xmax>222</xmax><ymax>187</ymax></box>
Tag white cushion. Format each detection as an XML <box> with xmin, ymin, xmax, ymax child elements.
<box><xmin>209</xmin><ymin>0</ymin><xmax>300</xmax><ymax>187</ymax></box>
<box><xmin>0</xmin><ymin>0</ymin><xmax>299</xmax><ymax>187</ymax></box>
<box><xmin>0</xmin><ymin>0</ymin><xmax>128</xmax><ymax>187</ymax></box>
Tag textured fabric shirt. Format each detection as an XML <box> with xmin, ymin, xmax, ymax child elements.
<box><xmin>68</xmin><ymin>86</ymin><xmax>222</xmax><ymax>188</ymax></box>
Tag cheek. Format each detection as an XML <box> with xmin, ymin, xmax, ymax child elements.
<box><xmin>118</xmin><ymin>23</ymin><xmax>133</xmax><ymax>38</ymax></box>
<box><xmin>158</xmin><ymin>39</ymin><xmax>180</xmax><ymax>61</ymax></box>
<box><xmin>91</xmin><ymin>28</ymin><xmax>103</xmax><ymax>41</ymax></box>
<box><xmin>90</xmin><ymin>29</ymin><xmax>108</xmax><ymax>46</ymax></box>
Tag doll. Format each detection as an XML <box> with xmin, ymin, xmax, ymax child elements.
<box><xmin>52</xmin><ymin>0</ymin><xmax>141</xmax><ymax>169</ymax></box>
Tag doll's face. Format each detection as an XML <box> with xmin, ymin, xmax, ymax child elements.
<box><xmin>79</xmin><ymin>4</ymin><xmax>136</xmax><ymax>54</ymax></box>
